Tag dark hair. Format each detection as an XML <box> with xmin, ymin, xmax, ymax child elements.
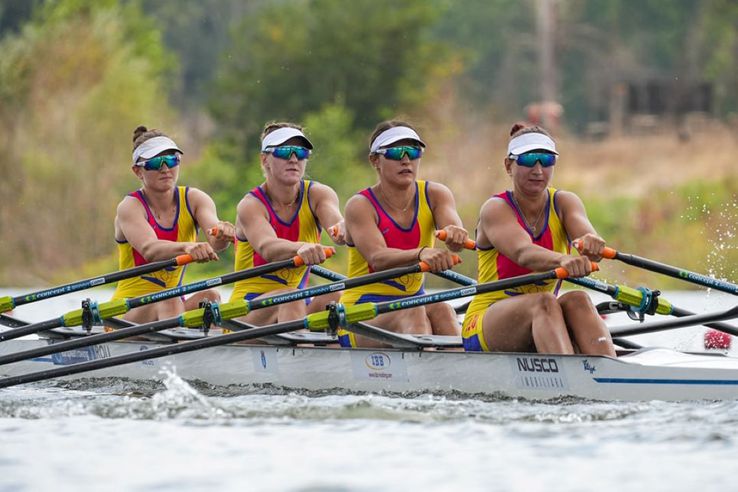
<box><xmin>368</xmin><ymin>120</ymin><xmax>420</xmax><ymax>149</ymax></box>
<box><xmin>132</xmin><ymin>125</ymin><xmax>167</xmax><ymax>150</ymax></box>
<box><xmin>261</xmin><ymin>121</ymin><xmax>304</xmax><ymax>141</ymax></box>
<box><xmin>509</xmin><ymin>122</ymin><xmax>553</xmax><ymax>139</ymax></box>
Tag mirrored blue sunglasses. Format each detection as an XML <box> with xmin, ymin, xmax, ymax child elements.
<box><xmin>265</xmin><ymin>145</ymin><xmax>311</xmax><ymax>160</ymax></box>
<box><xmin>510</xmin><ymin>152</ymin><xmax>557</xmax><ymax>168</ymax></box>
<box><xmin>138</xmin><ymin>154</ymin><xmax>181</xmax><ymax>171</ymax></box>
<box><xmin>375</xmin><ymin>146</ymin><xmax>423</xmax><ymax>161</ymax></box>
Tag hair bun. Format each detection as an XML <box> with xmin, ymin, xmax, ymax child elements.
<box><xmin>510</xmin><ymin>122</ymin><xmax>527</xmax><ymax>136</ymax></box>
<box><xmin>132</xmin><ymin>125</ymin><xmax>148</xmax><ymax>143</ymax></box>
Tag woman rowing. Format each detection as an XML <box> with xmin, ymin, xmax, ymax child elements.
<box><xmin>112</xmin><ymin>126</ymin><xmax>235</xmax><ymax>323</ymax></box>
<box><xmin>229</xmin><ymin>122</ymin><xmax>345</xmax><ymax>325</ymax></box>
<box><xmin>338</xmin><ymin>120</ymin><xmax>469</xmax><ymax>348</ymax></box>
<box><xmin>462</xmin><ymin>123</ymin><xmax>616</xmax><ymax>356</ymax></box>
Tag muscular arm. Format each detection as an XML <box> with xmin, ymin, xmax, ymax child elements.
<box><xmin>187</xmin><ymin>188</ymin><xmax>234</xmax><ymax>252</ymax></box>
<box><xmin>427</xmin><ymin>181</ymin><xmax>469</xmax><ymax>251</ymax></box>
<box><xmin>116</xmin><ymin>197</ymin><xmax>217</xmax><ymax>262</ymax></box>
<box><xmin>482</xmin><ymin>195</ymin><xmax>595</xmax><ymax>276</ymax></box>
<box><xmin>236</xmin><ymin>195</ymin><xmax>327</xmax><ymax>264</ymax></box>
<box><xmin>481</xmin><ymin>197</ymin><xmax>565</xmax><ymax>271</ymax></box>
<box><xmin>557</xmin><ymin>191</ymin><xmax>605</xmax><ymax>260</ymax></box>
<box><xmin>344</xmin><ymin>194</ymin><xmax>456</xmax><ymax>272</ymax></box>
<box><xmin>310</xmin><ymin>182</ymin><xmax>346</xmax><ymax>245</ymax></box>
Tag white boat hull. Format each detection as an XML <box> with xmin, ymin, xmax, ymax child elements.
<box><xmin>1</xmin><ymin>338</ymin><xmax>738</xmax><ymax>401</ymax></box>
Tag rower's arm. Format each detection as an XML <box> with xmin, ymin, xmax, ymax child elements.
<box><xmin>237</xmin><ymin>195</ymin><xmax>327</xmax><ymax>264</ymax></box>
<box><xmin>345</xmin><ymin>194</ymin><xmax>456</xmax><ymax>273</ymax></box>
<box><xmin>556</xmin><ymin>191</ymin><xmax>606</xmax><ymax>261</ymax></box>
<box><xmin>116</xmin><ymin>197</ymin><xmax>217</xmax><ymax>262</ymax></box>
<box><xmin>427</xmin><ymin>182</ymin><xmax>469</xmax><ymax>252</ymax></box>
<box><xmin>310</xmin><ymin>182</ymin><xmax>346</xmax><ymax>245</ymax></box>
<box><xmin>481</xmin><ymin>197</ymin><xmax>566</xmax><ymax>271</ymax></box>
<box><xmin>187</xmin><ymin>188</ymin><xmax>235</xmax><ymax>252</ymax></box>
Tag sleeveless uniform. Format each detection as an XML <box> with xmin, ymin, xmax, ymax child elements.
<box><xmin>462</xmin><ymin>188</ymin><xmax>569</xmax><ymax>351</ymax></box>
<box><xmin>338</xmin><ymin>180</ymin><xmax>435</xmax><ymax>347</ymax></box>
<box><xmin>112</xmin><ymin>186</ymin><xmax>197</xmax><ymax>299</ymax></box>
<box><xmin>229</xmin><ymin>180</ymin><xmax>321</xmax><ymax>302</ymax></box>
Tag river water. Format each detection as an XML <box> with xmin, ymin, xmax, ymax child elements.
<box><xmin>1</xmin><ymin>288</ymin><xmax>737</xmax><ymax>492</ymax></box>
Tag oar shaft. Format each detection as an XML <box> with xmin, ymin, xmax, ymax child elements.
<box><xmin>669</xmin><ymin>306</ymin><xmax>738</xmax><ymax>336</ymax></box>
<box><xmin>0</xmin><ymin>255</ymin><xmax>307</xmax><ymax>342</ymax></box>
<box><xmin>0</xmin><ymin>318</ymin><xmax>181</xmax><ymax>366</ymax></box>
<box><xmin>0</xmin><ymin>318</ymin><xmax>306</xmax><ymax>389</ymax></box>
<box><xmin>607</xmin><ymin>250</ymin><xmax>738</xmax><ymax>295</ymax></box>
<box><xmin>609</xmin><ymin>305</ymin><xmax>738</xmax><ymax>337</ymax></box>
<box><xmin>0</xmin><ymin>255</ymin><xmax>192</xmax><ymax>313</ymax></box>
<box><xmin>0</xmin><ymin>318</ymin><xmax>64</xmax><ymax>342</ymax></box>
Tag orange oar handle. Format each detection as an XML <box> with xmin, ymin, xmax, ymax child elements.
<box><xmin>572</xmin><ymin>239</ymin><xmax>616</xmax><ymax>260</ymax></box>
<box><xmin>435</xmin><ymin>230</ymin><xmax>476</xmax><ymax>250</ymax></box>
<box><xmin>208</xmin><ymin>226</ymin><xmax>237</xmax><ymax>243</ymax></box>
<box><xmin>293</xmin><ymin>247</ymin><xmax>336</xmax><ymax>267</ymax></box>
<box><xmin>418</xmin><ymin>254</ymin><xmax>462</xmax><ymax>272</ymax></box>
<box><xmin>175</xmin><ymin>254</ymin><xmax>194</xmax><ymax>266</ymax></box>
<box><xmin>554</xmin><ymin>261</ymin><xmax>599</xmax><ymax>279</ymax></box>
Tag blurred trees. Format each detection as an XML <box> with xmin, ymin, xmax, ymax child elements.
<box><xmin>1</xmin><ymin>0</ymin><xmax>738</xmax><ymax>284</ymax></box>
<box><xmin>0</xmin><ymin>0</ymin><xmax>176</xmax><ymax>283</ymax></box>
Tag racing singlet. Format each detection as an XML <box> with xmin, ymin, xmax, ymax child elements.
<box><xmin>462</xmin><ymin>187</ymin><xmax>569</xmax><ymax>351</ymax></box>
<box><xmin>229</xmin><ymin>180</ymin><xmax>321</xmax><ymax>302</ymax></box>
<box><xmin>112</xmin><ymin>186</ymin><xmax>197</xmax><ymax>299</ymax></box>
<box><xmin>337</xmin><ymin>180</ymin><xmax>435</xmax><ymax>347</ymax></box>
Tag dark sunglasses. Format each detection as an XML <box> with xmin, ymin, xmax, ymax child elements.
<box><xmin>375</xmin><ymin>146</ymin><xmax>423</xmax><ymax>161</ymax></box>
<box><xmin>264</xmin><ymin>145</ymin><xmax>311</xmax><ymax>160</ymax></box>
<box><xmin>510</xmin><ymin>152</ymin><xmax>557</xmax><ymax>168</ymax></box>
<box><xmin>137</xmin><ymin>154</ymin><xmax>181</xmax><ymax>171</ymax></box>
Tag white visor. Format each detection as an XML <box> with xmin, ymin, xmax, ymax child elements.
<box><xmin>261</xmin><ymin>127</ymin><xmax>313</xmax><ymax>151</ymax></box>
<box><xmin>507</xmin><ymin>132</ymin><xmax>558</xmax><ymax>156</ymax></box>
<box><xmin>132</xmin><ymin>136</ymin><xmax>182</xmax><ymax>165</ymax></box>
<box><xmin>370</xmin><ymin>126</ymin><xmax>426</xmax><ymax>153</ymax></box>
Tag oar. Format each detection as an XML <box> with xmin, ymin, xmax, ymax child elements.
<box><xmin>0</xmin><ymin>250</ymin><xmax>332</xmax><ymax>342</ymax></box>
<box><xmin>609</xmin><ymin>304</ymin><xmax>738</xmax><ymax>337</ymax></box>
<box><xmin>0</xmin><ymin>254</ymin><xmax>194</xmax><ymax>315</ymax></box>
<box><xmin>434</xmin><ymin>230</ymin><xmax>477</xmax><ymax>250</ymax></box>
<box><xmin>568</xmin><ymin>277</ymin><xmax>738</xmax><ymax>336</ymax></box>
<box><xmin>0</xmin><ymin>265</ymin><xmax>577</xmax><ymax>389</ymax></box>
<box><xmin>577</xmin><ymin>242</ymin><xmax>738</xmax><ymax>295</ymax></box>
<box><xmin>0</xmin><ymin>257</ymin><xmax>458</xmax><ymax>366</ymax></box>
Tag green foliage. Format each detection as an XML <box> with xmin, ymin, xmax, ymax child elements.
<box><xmin>0</xmin><ymin>0</ymin><xmax>178</xmax><ymax>284</ymax></box>
<box><xmin>210</xmin><ymin>0</ymin><xmax>451</xmax><ymax>153</ymax></box>
<box><xmin>302</xmin><ymin>102</ymin><xmax>374</xmax><ymax>201</ymax></box>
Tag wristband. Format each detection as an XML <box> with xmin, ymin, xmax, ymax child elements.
<box><xmin>417</xmin><ymin>246</ymin><xmax>426</xmax><ymax>261</ymax></box>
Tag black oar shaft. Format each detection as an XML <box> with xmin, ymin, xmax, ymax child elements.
<box><xmin>0</xmin><ymin>263</ymin><xmax>430</xmax><ymax>365</ymax></box>
<box><xmin>669</xmin><ymin>306</ymin><xmax>738</xmax><ymax>336</ymax></box>
<box><xmin>611</xmin><ymin>251</ymin><xmax>738</xmax><ymax>295</ymax></box>
<box><xmin>609</xmin><ymin>305</ymin><xmax>738</xmax><ymax>337</ymax></box>
<box><xmin>2</xmin><ymin>255</ymin><xmax>190</xmax><ymax>312</ymax></box>
<box><xmin>0</xmin><ymin>318</ymin><xmax>305</xmax><ymax>389</ymax></box>
<box><xmin>0</xmin><ymin>257</ymin><xmax>301</xmax><ymax>343</ymax></box>
<box><xmin>0</xmin><ymin>318</ymin><xmax>181</xmax><ymax>366</ymax></box>
<box><xmin>0</xmin><ymin>318</ymin><xmax>64</xmax><ymax>342</ymax></box>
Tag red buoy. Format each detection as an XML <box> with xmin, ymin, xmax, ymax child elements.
<box><xmin>704</xmin><ymin>329</ymin><xmax>732</xmax><ymax>350</ymax></box>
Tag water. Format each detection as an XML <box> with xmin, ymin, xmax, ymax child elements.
<box><xmin>1</xmin><ymin>288</ymin><xmax>737</xmax><ymax>491</ymax></box>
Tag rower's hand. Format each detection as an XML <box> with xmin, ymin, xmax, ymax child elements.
<box><xmin>419</xmin><ymin>247</ymin><xmax>460</xmax><ymax>273</ymax></box>
<box><xmin>439</xmin><ymin>225</ymin><xmax>469</xmax><ymax>252</ymax></box>
<box><xmin>559</xmin><ymin>255</ymin><xmax>594</xmax><ymax>277</ymax></box>
<box><xmin>328</xmin><ymin>220</ymin><xmax>346</xmax><ymax>245</ymax></box>
<box><xmin>573</xmin><ymin>233</ymin><xmax>606</xmax><ymax>261</ymax></box>
<box><xmin>296</xmin><ymin>243</ymin><xmax>332</xmax><ymax>265</ymax></box>
<box><xmin>185</xmin><ymin>242</ymin><xmax>219</xmax><ymax>262</ymax></box>
<box><xmin>208</xmin><ymin>221</ymin><xmax>236</xmax><ymax>243</ymax></box>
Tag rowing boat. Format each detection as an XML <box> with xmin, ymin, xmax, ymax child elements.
<box><xmin>1</xmin><ymin>327</ymin><xmax>737</xmax><ymax>402</ymax></box>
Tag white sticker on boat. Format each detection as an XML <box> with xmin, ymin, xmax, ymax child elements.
<box><xmin>511</xmin><ymin>355</ymin><xmax>568</xmax><ymax>390</ymax></box>
<box><xmin>350</xmin><ymin>351</ymin><xmax>408</xmax><ymax>382</ymax></box>
<box><xmin>252</xmin><ymin>348</ymin><xmax>279</xmax><ymax>374</ymax></box>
